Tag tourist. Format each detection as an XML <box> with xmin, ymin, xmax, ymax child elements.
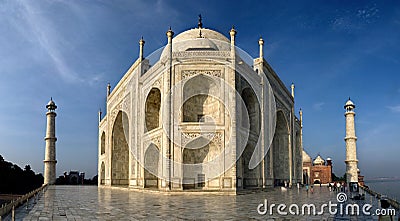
<box><xmin>337</xmin><ymin>182</ymin><xmax>341</xmax><ymax>192</ymax></box>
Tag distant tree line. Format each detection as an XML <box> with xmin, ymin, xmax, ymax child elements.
<box><xmin>332</xmin><ymin>173</ymin><xmax>346</xmax><ymax>182</ymax></box>
<box><xmin>0</xmin><ymin>155</ymin><xmax>44</xmax><ymax>194</ymax></box>
<box><xmin>55</xmin><ymin>173</ymin><xmax>98</xmax><ymax>185</ymax></box>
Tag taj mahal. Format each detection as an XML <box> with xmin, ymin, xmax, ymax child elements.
<box><xmin>97</xmin><ymin>19</ymin><xmax>304</xmax><ymax>192</ymax></box>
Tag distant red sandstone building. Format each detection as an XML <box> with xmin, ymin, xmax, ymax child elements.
<box><xmin>302</xmin><ymin>150</ymin><xmax>332</xmax><ymax>184</ymax></box>
<box><xmin>358</xmin><ymin>169</ymin><xmax>365</xmax><ymax>186</ymax></box>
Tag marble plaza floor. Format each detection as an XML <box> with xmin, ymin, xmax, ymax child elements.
<box><xmin>4</xmin><ymin>185</ymin><xmax>399</xmax><ymax>220</ymax></box>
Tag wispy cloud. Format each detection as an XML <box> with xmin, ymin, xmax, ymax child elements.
<box><xmin>265</xmin><ymin>40</ymin><xmax>282</xmax><ymax>58</ymax></box>
<box><xmin>10</xmin><ymin>0</ymin><xmax>104</xmax><ymax>85</ymax></box>
<box><xmin>387</xmin><ymin>105</ymin><xmax>400</xmax><ymax>113</ymax></box>
<box><xmin>313</xmin><ymin>102</ymin><xmax>325</xmax><ymax>111</ymax></box>
<box><xmin>356</xmin><ymin>5</ymin><xmax>379</xmax><ymax>23</ymax></box>
<box><xmin>14</xmin><ymin>0</ymin><xmax>78</xmax><ymax>82</ymax></box>
<box><xmin>331</xmin><ymin>4</ymin><xmax>380</xmax><ymax>32</ymax></box>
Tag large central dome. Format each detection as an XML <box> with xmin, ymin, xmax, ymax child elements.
<box><xmin>160</xmin><ymin>28</ymin><xmax>231</xmax><ymax>58</ymax></box>
<box><xmin>174</xmin><ymin>28</ymin><xmax>230</xmax><ymax>43</ymax></box>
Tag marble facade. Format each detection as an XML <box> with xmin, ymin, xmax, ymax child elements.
<box><xmin>98</xmin><ymin>24</ymin><xmax>303</xmax><ymax>193</ymax></box>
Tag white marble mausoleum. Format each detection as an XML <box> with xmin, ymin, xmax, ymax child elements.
<box><xmin>98</xmin><ymin>21</ymin><xmax>303</xmax><ymax>192</ymax></box>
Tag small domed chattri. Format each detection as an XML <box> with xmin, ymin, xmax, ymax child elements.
<box><xmin>313</xmin><ymin>155</ymin><xmax>325</xmax><ymax>165</ymax></box>
<box><xmin>345</xmin><ymin>98</ymin><xmax>354</xmax><ymax>107</ymax></box>
<box><xmin>46</xmin><ymin>97</ymin><xmax>57</xmax><ymax>111</ymax></box>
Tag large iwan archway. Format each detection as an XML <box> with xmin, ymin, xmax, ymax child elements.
<box><xmin>111</xmin><ymin>111</ymin><xmax>129</xmax><ymax>186</ymax></box>
<box><xmin>241</xmin><ymin>87</ymin><xmax>261</xmax><ymax>188</ymax></box>
<box><xmin>294</xmin><ymin>131</ymin><xmax>301</xmax><ymax>182</ymax></box>
<box><xmin>272</xmin><ymin>111</ymin><xmax>290</xmax><ymax>185</ymax></box>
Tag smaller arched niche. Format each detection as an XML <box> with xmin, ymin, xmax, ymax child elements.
<box><xmin>145</xmin><ymin>88</ymin><xmax>161</xmax><ymax>132</ymax></box>
<box><xmin>100</xmin><ymin>132</ymin><xmax>105</xmax><ymax>155</ymax></box>
<box><xmin>100</xmin><ymin>162</ymin><xmax>105</xmax><ymax>185</ymax></box>
<box><xmin>182</xmin><ymin>137</ymin><xmax>210</xmax><ymax>189</ymax></box>
<box><xmin>144</xmin><ymin>144</ymin><xmax>160</xmax><ymax>188</ymax></box>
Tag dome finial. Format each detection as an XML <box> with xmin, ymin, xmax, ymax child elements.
<box><xmin>198</xmin><ymin>14</ymin><xmax>203</xmax><ymax>29</ymax></box>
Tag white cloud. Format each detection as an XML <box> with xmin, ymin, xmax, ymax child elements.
<box><xmin>387</xmin><ymin>105</ymin><xmax>400</xmax><ymax>113</ymax></box>
<box><xmin>313</xmin><ymin>102</ymin><xmax>325</xmax><ymax>111</ymax></box>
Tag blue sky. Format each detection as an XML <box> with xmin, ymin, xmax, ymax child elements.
<box><xmin>0</xmin><ymin>0</ymin><xmax>399</xmax><ymax>179</ymax></box>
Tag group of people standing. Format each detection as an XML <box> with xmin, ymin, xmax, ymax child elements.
<box><xmin>329</xmin><ymin>181</ymin><xmax>347</xmax><ymax>192</ymax></box>
<box><xmin>303</xmin><ymin>181</ymin><xmax>348</xmax><ymax>194</ymax></box>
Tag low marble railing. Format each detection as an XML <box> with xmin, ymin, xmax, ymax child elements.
<box><xmin>360</xmin><ymin>185</ymin><xmax>400</xmax><ymax>210</ymax></box>
<box><xmin>0</xmin><ymin>184</ymin><xmax>48</xmax><ymax>220</ymax></box>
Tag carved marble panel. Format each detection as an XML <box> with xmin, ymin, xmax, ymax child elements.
<box><xmin>181</xmin><ymin>70</ymin><xmax>222</xmax><ymax>80</ymax></box>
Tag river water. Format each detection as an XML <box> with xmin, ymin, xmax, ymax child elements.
<box><xmin>364</xmin><ymin>180</ymin><xmax>400</xmax><ymax>202</ymax></box>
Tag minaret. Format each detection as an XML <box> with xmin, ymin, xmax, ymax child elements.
<box><xmin>44</xmin><ymin>98</ymin><xmax>57</xmax><ymax>185</ymax></box>
<box><xmin>107</xmin><ymin>83</ymin><xmax>111</xmax><ymax>97</ymax></box>
<box><xmin>229</xmin><ymin>26</ymin><xmax>236</xmax><ymax>60</ymax></box>
<box><xmin>258</xmin><ymin>37</ymin><xmax>264</xmax><ymax>59</ymax></box>
<box><xmin>98</xmin><ymin>109</ymin><xmax>102</xmax><ymax>123</ymax></box>
<box><xmin>299</xmin><ymin>108</ymin><xmax>303</xmax><ymax>149</ymax></box>
<box><xmin>344</xmin><ymin>98</ymin><xmax>358</xmax><ymax>185</ymax></box>
<box><xmin>139</xmin><ymin>36</ymin><xmax>145</xmax><ymax>61</ymax></box>
<box><xmin>166</xmin><ymin>27</ymin><xmax>174</xmax><ymax>190</ymax></box>
<box><xmin>291</xmin><ymin>83</ymin><xmax>295</xmax><ymax>98</ymax></box>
